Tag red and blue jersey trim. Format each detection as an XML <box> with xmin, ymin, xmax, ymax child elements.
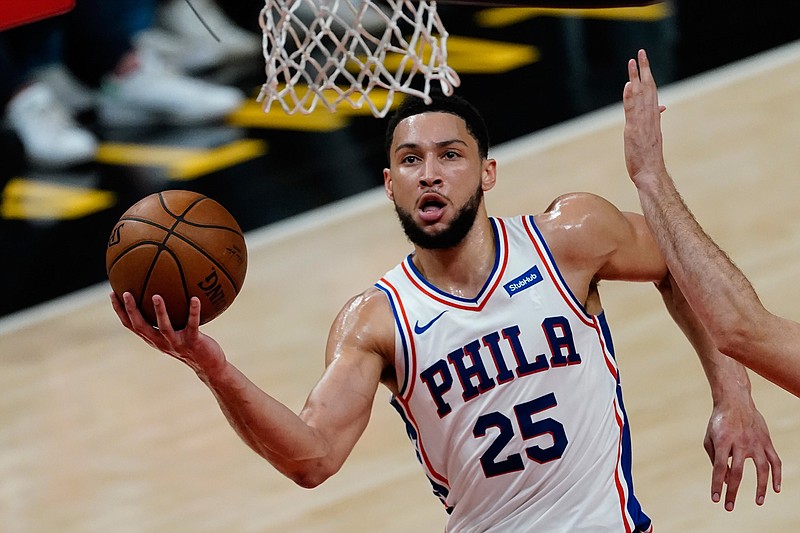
<box><xmin>523</xmin><ymin>214</ymin><xmax>651</xmax><ymax>532</ymax></box>
<box><xmin>397</xmin><ymin>217</ymin><xmax>510</xmax><ymax>311</ymax></box>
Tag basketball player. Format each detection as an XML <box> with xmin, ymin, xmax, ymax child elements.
<box><xmin>112</xmin><ymin>74</ymin><xmax>781</xmax><ymax>530</ymax></box>
<box><xmin>624</xmin><ymin>48</ymin><xmax>800</xmax><ymax>398</ymax></box>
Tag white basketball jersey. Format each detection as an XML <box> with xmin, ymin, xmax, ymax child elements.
<box><xmin>375</xmin><ymin>216</ymin><xmax>651</xmax><ymax>533</ymax></box>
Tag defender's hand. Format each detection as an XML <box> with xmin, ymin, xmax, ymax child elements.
<box><xmin>622</xmin><ymin>48</ymin><xmax>668</xmax><ymax>185</ymax></box>
<box><xmin>703</xmin><ymin>399</ymin><xmax>782</xmax><ymax>511</ymax></box>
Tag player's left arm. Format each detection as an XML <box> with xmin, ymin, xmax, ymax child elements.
<box><xmin>624</xmin><ymin>49</ymin><xmax>800</xmax><ymax>397</ymax></box>
<box><xmin>550</xmin><ymin>193</ymin><xmax>781</xmax><ymax>511</ymax></box>
<box><xmin>657</xmin><ymin>272</ymin><xmax>781</xmax><ymax>510</ymax></box>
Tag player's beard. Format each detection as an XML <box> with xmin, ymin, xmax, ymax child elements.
<box><xmin>394</xmin><ymin>182</ymin><xmax>483</xmax><ymax>250</ymax></box>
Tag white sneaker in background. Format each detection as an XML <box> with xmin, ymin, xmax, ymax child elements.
<box><xmin>31</xmin><ymin>64</ymin><xmax>97</xmax><ymax>114</ymax></box>
<box><xmin>152</xmin><ymin>0</ymin><xmax>261</xmax><ymax>72</ymax></box>
<box><xmin>6</xmin><ymin>82</ymin><xmax>98</xmax><ymax>168</ymax></box>
<box><xmin>98</xmin><ymin>47</ymin><xmax>245</xmax><ymax>127</ymax></box>
<box><xmin>135</xmin><ymin>28</ymin><xmax>225</xmax><ymax>76</ymax></box>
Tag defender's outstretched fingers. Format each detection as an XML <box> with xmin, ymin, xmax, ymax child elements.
<box><xmin>750</xmin><ymin>434</ymin><xmax>782</xmax><ymax>505</ymax></box>
<box><xmin>623</xmin><ymin>59</ymin><xmax>640</xmax><ymax>111</ymax></box>
<box><xmin>725</xmin><ymin>452</ymin><xmax>746</xmax><ymax>511</ymax></box>
<box><xmin>753</xmin><ymin>453</ymin><xmax>771</xmax><ymax>505</ymax></box>
<box><xmin>637</xmin><ymin>49</ymin><xmax>654</xmax><ymax>84</ymax></box>
<box><xmin>769</xmin><ymin>446</ymin><xmax>782</xmax><ymax>495</ymax></box>
<box><xmin>705</xmin><ymin>439</ymin><xmax>725</xmax><ymax>505</ymax></box>
<box><xmin>628</xmin><ymin>57</ymin><xmax>640</xmax><ymax>84</ymax></box>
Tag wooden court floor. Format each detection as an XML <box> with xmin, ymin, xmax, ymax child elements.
<box><xmin>2</xmin><ymin>41</ymin><xmax>800</xmax><ymax>532</ymax></box>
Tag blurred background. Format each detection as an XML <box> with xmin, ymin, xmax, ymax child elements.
<box><xmin>1</xmin><ymin>0</ymin><xmax>798</xmax><ymax>318</ymax></box>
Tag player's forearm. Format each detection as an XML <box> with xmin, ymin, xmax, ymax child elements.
<box><xmin>635</xmin><ymin>171</ymin><xmax>761</xmax><ymax>345</ymax></box>
<box><xmin>641</xmin><ymin>181</ymin><xmax>765</xmax><ymax>391</ymax></box>
<box><xmin>198</xmin><ymin>361</ymin><xmax>335</xmax><ymax>486</ymax></box>
<box><xmin>648</xmin><ymin>192</ymin><xmax>800</xmax><ymax>395</ymax></box>
<box><xmin>656</xmin><ymin>273</ymin><xmax>752</xmax><ymax>404</ymax></box>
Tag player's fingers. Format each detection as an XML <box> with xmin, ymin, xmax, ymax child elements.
<box><xmin>706</xmin><ymin>441</ymin><xmax>726</xmax><ymax>504</ymax></box>
<box><xmin>767</xmin><ymin>446</ymin><xmax>782</xmax><ymax>493</ymax></box>
<box><xmin>152</xmin><ymin>295</ymin><xmax>175</xmax><ymax>334</ymax></box>
<box><xmin>725</xmin><ymin>453</ymin><xmax>745</xmax><ymax>511</ymax></box>
<box><xmin>122</xmin><ymin>291</ymin><xmax>149</xmax><ymax>330</ymax></box>
<box><xmin>623</xmin><ymin>81</ymin><xmax>632</xmax><ymax>105</ymax></box>
<box><xmin>710</xmin><ymin>463</ymin><xmax>727</xmax><ymax>504</ymax></box>
<box><xmin>638</xmin><ymin>49</ymin><xmax>654</xmax><ymax>84</ymax></box>
<box><xmin>627</xmin><ymin>57</ymin><xmax>639</xmax><ymax>84</ymax></box>
<box><xmin>110</xmin><ymin>291</ymin><xmax>133</xmax><ymax>329</ymax></box>
<box><xmin>752</xmin><ymin>453</ymin><xmax>770</xmax><ymax>505</ymax></box>
<box><xmin>121</xmin><ymin>292</ymin><xmax>162</xmax><ymax>347</ymax></box>
<box><xmin>185</xmin><ymin>297</ymin><xmax>202</xmax><ymax>338</ymax></box>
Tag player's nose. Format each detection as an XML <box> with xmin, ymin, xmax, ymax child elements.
<box><xmin>419</xmin><ymin>160</ymin><xmax>443</xmax><ymax>188</ymax></box>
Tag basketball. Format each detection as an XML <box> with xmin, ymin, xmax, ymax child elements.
<box><xmin>106</xmin><ymin>190</ymin><xmax>248</xmax><ymax>329</ymax></box>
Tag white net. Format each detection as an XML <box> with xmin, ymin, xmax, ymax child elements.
<box><xmin>258</xmin><ymin>0</ymin><xmax>460</xmax><ymax>118</ymax></box>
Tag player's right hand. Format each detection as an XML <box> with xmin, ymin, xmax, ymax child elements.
<box><xmin>111</xmin><ymin>291</ymin><xmax>228</xmax><ymax>378</ymax></box>
<box><xmin>622</xmin><ymin>48</ymin><xmax>668</xmax><ymax>187</ymax></box>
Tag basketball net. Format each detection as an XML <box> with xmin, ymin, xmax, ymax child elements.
<box><xmin>258</xmin><ymin>0</ymin><xmax>460</xmax><ymax>118</ymax></box>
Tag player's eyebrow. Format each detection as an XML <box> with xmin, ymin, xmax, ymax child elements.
<box><xmin>393</xmin><ymin>139</ymin><xmax>468</xmax><ymax>154</ymax></box>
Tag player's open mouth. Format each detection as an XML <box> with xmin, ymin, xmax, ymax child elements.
<box><xmin>418</xmin><ymin>194</ymin><xmax>446</xmax><ymax>223</ymax></box>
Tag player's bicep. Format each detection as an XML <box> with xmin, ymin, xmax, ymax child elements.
<box><xmin>597</xmin><ymin>210</ymin><xmax>668</xmax><ymax>283</ymax></box>
<box><xmin>299</xmin><ymin>290</ymin><xmax>392</xmax><ymax>469</ymax></box>
<box><xmin>301</xmin><ymin>348</ymin><xmax>383</xmax><ymax>453</ymax></box>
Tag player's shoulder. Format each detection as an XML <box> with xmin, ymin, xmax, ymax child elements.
<box><xmin>542</xmin><ymin>191</ymin><xmax>620</xmax><ymax>218</ymax></box>
<box><xmin>533</xmin><ymin>192</ymin><xmax>630</xmax><ymax>259</ymax></box>
<box><xmin>328</xmin><ymin>287</ymin><xmax>396</xmax><ymax>371</ymax></box>
<box><xmin>335</xmin><ymin>287</ymin><xmax>393</xmax><ymax>324</ymax></box>
<box><xmin>344</xmin><ymin>286</ymin><xmax>393</xmax><ymax>313</ymax></box>
<box><xmin>333</xmin><ymin>287</ymin><xmax>395</xmax><ymax>343</ymax></box>
<box><xmin>533</xmin><ymin>192</ymin><xmax>623</xmax><ymax>233</ymax></box>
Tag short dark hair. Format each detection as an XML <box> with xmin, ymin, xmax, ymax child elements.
<box><xmin>384</xmin><ymin>92</ymin><xmax>490</xmax><ymax>160</ymax></box>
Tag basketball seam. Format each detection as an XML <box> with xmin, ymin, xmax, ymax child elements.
<box><xmin>162</xmin><ymin>245</ymin><xmax>192</xmax><ymax>310</ymax></box>
<box><xmin>113</xmin><ymin>216</ymin><xmax>245</xmax><ymax>292</ymax></box>
<box><xmin>119</xmin><ymin>215</ymin><xmax>243</xmax><ymax>234</ymax></box>
<box><xmin>158</xmin><ymin>191</ymin><xmax>205</xmax><ymax>219</ymax></box>
<box><xmin>175</xmin><ymin>198</ymin><xmax>245</xmax><ymax>293</ymax></box>
<box><xmin>107</xmin><ymin>241</ymin><xmax>191</xmax><ymax>312</ymax></box>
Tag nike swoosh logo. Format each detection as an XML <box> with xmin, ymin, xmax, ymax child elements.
<box><xmin>414</xmin><ymin>310</ymin><xmax>448</xmax><ymax>335</ymax></box>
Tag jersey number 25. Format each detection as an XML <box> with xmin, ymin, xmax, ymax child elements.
<box><xmin>472</xmin><ymin>392</ymin><xmax>568</xmax><ymax>478</ymax></box>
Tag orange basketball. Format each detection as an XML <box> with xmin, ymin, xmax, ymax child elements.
<box><xmin>106</xmin><ymin>190</ymin><xmax>247</xmax><ymax>329</ymax></box>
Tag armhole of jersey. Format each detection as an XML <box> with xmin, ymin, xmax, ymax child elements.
<box><xmin>400</xmin><ymin>219</ymin><xmax>508</xmax><ymax>310</ymax></box>
<box><xmin>595</xmin><ymin>310</ymin><xmax>615</xmax><ymax>358</ymax></box>
<box><xmin>521</xmin><ymin>215</ymin><xmax>595</xmax><ymax>326</ymax></box>
<box><xmin>374</xmin><ymin>280</ymin><xmax>412</xmax><ymax>397</ymax></box>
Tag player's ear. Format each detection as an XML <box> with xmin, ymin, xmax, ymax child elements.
<box><xmin>481</xmin><ymin>159</ymin><xmax>497</xmax><ymax>191</ymax></box>
<box><xmin>383</xmin><ymin>168</ymin><xmax>394</xmax><ymax>200</ymax></box>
